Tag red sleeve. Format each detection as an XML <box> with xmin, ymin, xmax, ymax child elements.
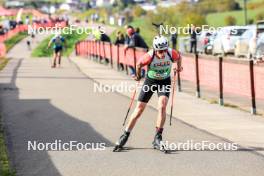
<box><xmin>171</xmin><ymin>49</ymin><xmax>181</xmax><ymax>62</ymax></box>
<box><xmin>137</xmin><ymin>52</ymin><xmax>152</xmax><ymax>66</ymax></box>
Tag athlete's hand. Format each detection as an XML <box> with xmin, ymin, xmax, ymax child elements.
<box><xmin>174</xmin><ymin>66</ymin><xmax>183</xmax><ymax>73</ymax></box>
<box><xmin>134</xmin><ymin>74</ymin><xmax>141</xmax><ymax>81</ymax></box>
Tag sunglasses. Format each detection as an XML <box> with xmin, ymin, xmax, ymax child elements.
<box><xmin>157</xmin><ymin>50</ymin><xmax>167</xmax><ymax>54</ymax></box>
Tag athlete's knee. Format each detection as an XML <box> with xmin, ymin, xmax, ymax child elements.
<box><xmin>133</xmin><ymin>103</ymin><xmax>146</xmax><ymax>118</ymax></box>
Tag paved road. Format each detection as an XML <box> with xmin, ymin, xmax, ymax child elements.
<box><xmin>1</xmin><ymin>36</ymin><xmax>264</xmax><ymax>176</ymax></box>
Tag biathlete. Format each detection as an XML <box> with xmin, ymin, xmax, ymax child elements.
<box><xmin>114</xmin><ymin>35</ymin><xmax>183</xmax><ymax>152</ymax></box>
<box><xmin>47</xmin><ymin>33</ymin><xmax>66</xmax><ymax>68</ymax></box>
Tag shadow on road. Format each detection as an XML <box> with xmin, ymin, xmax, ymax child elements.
<box><xmin>0</xmin><ymin>59</ymin><xmax>114</xmax><ymax>176</ymax></box>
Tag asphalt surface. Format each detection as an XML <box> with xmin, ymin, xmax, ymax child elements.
<box><xmin>1</xmin><ymin>37</ymin><xmax>264</xmax><ymax>176</ymax></box>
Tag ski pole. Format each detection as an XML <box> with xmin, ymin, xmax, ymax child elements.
<box><xmin>170</xmin><ymin>70</ymin><xmax>177</xmax><ymax>126</ymax></box>
<box><xmin>123</xmin><ymin>81</ymin><xmax>140</xmax><ymax>126</ymax></box>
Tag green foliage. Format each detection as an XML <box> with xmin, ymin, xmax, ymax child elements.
<box><xmin>198</xmin><ymin>0</ymin><xmax>240</xmax><ymax>14</ymax></box>
<box><xmin>255</xmin><ymin>12</ymin><xmax>264</xmax><ymax>21</ymax></box>
<box><xmin>0</xmin><ymin>58</ymin><xmax>9</xmax><ymax>71</ymax></box>
<box><xmin>133</xmin><ymin>5</ymin><xmax>146</xmax><ymax>18</ymax></box>
<box><xmin>248</xmin><ymin>1</ymin><xmax>264</xmax><ymax>10</ymax></box>
<box><xmin>32</xmin><ymin>29</ymin><xmax>88</xmax><ymax>57</ymax></box>
<box><xmin>146</xmin><ymin>4</ymin><xmax>206</xmax><ymax>29</ymax></box>
<box><xmin>225</xmin><ymin>15</ymin><xmax>237</xmax><ymax>25</ymax></box>
<box><xmin>0</xmin><ymin>115</ymin><xmax>16</xmax><ymax>176</ymax></box>
<box><xmin>31</xmin><ymin>35</ymin><xmax>54</xmax><ymax>57</ymax></box>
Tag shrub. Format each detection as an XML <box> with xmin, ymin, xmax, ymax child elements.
<box><xmin>225</xmin><ymin>16</ymin><xmax>237</xmax><ymax>26</ymax></box>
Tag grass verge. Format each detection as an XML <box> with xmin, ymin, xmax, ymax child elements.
<box><xmin>31</xmin><ymin>29</ymin><xmax>88</xmax><ymax>57</ymax></box>
<box><xmin>0</xmin><ymin>115</ymin><xmax>16</xmax><ymax>176</ymax></box>
<box><xmin>0</xmin><ymin>57</ymin><xmax>9</xmax><ymax>71</ymax></box>
<box><xmin>4</xmin><ymin>32</ymin><xmax>28</xmax><ymax>52</ymax></box>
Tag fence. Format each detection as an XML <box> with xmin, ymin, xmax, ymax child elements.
<box><xmin>0</xmin><ymin>21</ymin><xmax>67</xmax><ymax>57</ymax></box>
<box><xmin>75</xmin><ymin>40</ymin><xmax>264</xmax><ymax>115</ymax></box>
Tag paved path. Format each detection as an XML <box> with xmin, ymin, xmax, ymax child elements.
<box><xmin>0</xmin><ymin>35</ymin><xmax>264</xmax><ymax>176</ymax></box>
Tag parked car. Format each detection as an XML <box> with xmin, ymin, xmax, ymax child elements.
<box><xmin>234</xmin><ymin>21</ymin><xmax>264</xmax><ymax>59</ymax></box>
<box><xmin>255</xmin><ymin>33</ymin><xmax>264</xmax><ymax>60</ymax></box>
<box><xmin>212</xmin><ymin>26</ymin><xmax>249</xmax><ymax>56</ymax></box>
<box><xmin>178</xmin><ymin>36</ymin><xmax>191</xmax><ymax>53</ymax></box>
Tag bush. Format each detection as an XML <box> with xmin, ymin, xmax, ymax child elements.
<box><xmin>225</xmin><ymin>15</ymin><xmax>236</xmax><ymax>26</ymax></box>
<box><xmin>133</xmin><ymin>5</ymin><xmax>146</xmax><ymax>18</ymax></box>
<box><xmin>248</xmin><ymin>19</ymin><xmax>254</xmax><ymax>25</ymax></box>
<box><xmin>248</xmin><ymin>2</ymin><xmax>264</xmax><ymax>10</ymax></box>
<box><xmin>255</xmin><ymin>12</ymin><xmax>264</xmax><ymax>21</ymax></box>
<box><xmin>198</xmin><ymin>0</ymin><xmax>240</xmax><ymax>14</ymax></box>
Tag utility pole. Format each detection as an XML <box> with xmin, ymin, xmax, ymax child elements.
<box><xmin>244</xmin><ymin>0</ymin><xmax>248</xmax><ymax>25</ymax></box>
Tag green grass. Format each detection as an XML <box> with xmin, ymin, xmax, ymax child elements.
<box><xmin>206</xmin><ymin>5</ymin><xmax>264</xmax><ymax>26</ymax></box>
<box><xmin>0</xmin><ymin>115</ymin><xmax>16</xmax><ymax>176</ymax></box>
<box><xmin>31</xmin><ymin>29</ymin><xmax>88</xmax><ymax>57</ymax></box>
<box><xmin>0</xmin><ymin>58</ymin><xmax>9</xmax><ymax>71</ymax></box>
<box><xmin>4</xmin><ymin>32</ymin><xmax>28</xmax><ymax>52</ymax></box>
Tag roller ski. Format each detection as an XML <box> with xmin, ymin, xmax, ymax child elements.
<box><xmin>152</xmin><ymin>132</ymin><xmax>169</xmax><ymax>154</ymax></box>
<box><xmin>113</xmin><ymin>131</ymin><xmax>130</xmax><ymax>152</ymax></box>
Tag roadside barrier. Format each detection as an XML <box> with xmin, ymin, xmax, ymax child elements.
<box><xmin>0</xmin><ymin>21</ymin><xmax>67</xmax><ymax>57</ymax></box>
<box><xmin>75</xmin><ymin>40</ymin><xmax>264</xmax><ymax>115</ymax></box>
<box><xmin>0</xmin><ymin>21</ymin><xmax>66</xmax><ymax>42</ymax></box>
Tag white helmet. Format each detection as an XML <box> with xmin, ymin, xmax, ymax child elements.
<box><xmin>153</xmin><ymin>35</ymin><xmax>169</xmax><ymax>50</ymax></box>
<box><xmin>55</xmin><ymin>31</ymin><xmax>61</xmax><ymax>38</ymax></box>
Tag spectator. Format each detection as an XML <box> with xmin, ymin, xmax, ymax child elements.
<box><xmin>170</xmin><ymin>32</ymin><xmax>177</xmax><ymax>50</ymax></box>
<box><xmin>114</xmin><ymin>31</ymin><xmax>125</xmax><ymax>45</ymax></box>
<box><xmin>25</xmin><ymin>16</ymin><xmax>30</xmax><ymax>25</ymax></box>
<box><xmin>124</xmin><ymin>26</ymin><xmax>148</xmax><ymax>77</ymax></box>
<box><xmin>100</xmin><ymin>33</ymin><xmax>111</xmax><ymax>42</ymax></box>
<box><xmin>0</xmin><ymin>25</ymin><xmax>5</xmax><ymax>35</ymax></box>
<box><xmin>98</xmin><ymin>26</ymin><xmax>111</xmax><ymax>42</ymax></box>
<box><xmin>114</xmin><ymin>31</ymin><xmax>125</xmax><ymax>70</ymax></box>
<box><xmin>124</xmin><ymin>26</ymin><xmax>148</xmax><ymax>50</ymax></box>
<box><xmin>189</xmin><ymin>25</ymin><xmax>197</xmax><ymax>53</ymax></box>
<box><xmin>98</xmin><ymin>26</ymin><xmax>111</xmax><ymax>64</ymax></box>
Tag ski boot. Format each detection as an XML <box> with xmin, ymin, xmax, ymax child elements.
<box><xmin>113</xmin><ymin>131</ymin><xmax>130</xmax><ymax>152</ymax></box>
<box><xmin>152</xmin><ymin>132</ymin><xmax>168</xmax><ymax>153</ymax></box>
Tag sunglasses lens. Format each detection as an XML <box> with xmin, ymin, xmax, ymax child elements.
<box><xmin>158</xmin><ymin>50</ymin><xmax>166</xmax><ymax>54</ymax></box>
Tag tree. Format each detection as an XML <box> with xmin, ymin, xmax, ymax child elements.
<box><xmin>183</xmin><ymin>12</ymin><xmax>206</xmax><ymax>27</ymax></box>
<box><xmin>133</xmin><ymin>5</ymin><xmax>146</xmax><ymax>18</ymax></box>
<box><xmin>255</xmin><ymin>12</ymin><xmax>264</xmax><ymax>21</ymax></box>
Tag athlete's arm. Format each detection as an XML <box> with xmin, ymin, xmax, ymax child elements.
<box><xmin>171</xmin><ymin>49</ymin><xmax>183</xmax><ymax>72</ymax></box>
<box><xmin>135</xmin><ymin>63</ymin><xmax>142</xmax><ymax>81</ymax></box>
<box><xmin>63</xmin><ymin>40</ymin><xmax>67</xmax><ymax>49</ymax></box>
<box><xmin>47</xmin><ymin>38</ymin><xmax>54</xmax><ymax>49</ymax></box>
<box><xmin>134</xmin><ymin>52</ymin><xmax>152</xmax><ymax>81</ymax></box>
<box><xmin>47</xmin><ymin>40</ymin><xmax>52</xmax><ymax>49</ymax></box>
